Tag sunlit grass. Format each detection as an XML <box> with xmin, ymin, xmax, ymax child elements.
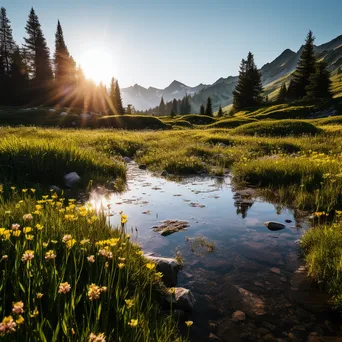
<box><xmin>0</xmin><ymin>190</ymin><xmax>186</xmax><ymax>341</ymax></box>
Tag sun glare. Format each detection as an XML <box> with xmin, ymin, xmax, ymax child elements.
<box><xmin>79</xmin><ymin>50</ymin><xmax>116</xmax><ymax>85</ymax></box>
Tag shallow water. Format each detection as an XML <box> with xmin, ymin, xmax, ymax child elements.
<box><xmin>89</xmin><ymin>163</ymin><xmax>341</xmax><ymax>341</ymax></box>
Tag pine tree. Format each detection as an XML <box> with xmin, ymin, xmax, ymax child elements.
<box><xmin>0</xmin><ymin>52</ymin><xmax>6</xmax><ymax>105</ymax></box>
<box><xmin>205</xmin><ymin>97</ymin><xmax>213</xmax><ymax>116</ymax></box>
<box><xmin>290</xmin><ymin>30</ymin><xmax>316</xmax><ymax>99</ymax></box>
<box><xmin>0</xmin><ymin>7</ymin><xmax>16</xmax><ymax>75</ymax></box>
<box><xmin>75</xmin><ymin>66</ymin><xmax>86</xmax><ymax>109</ymax></box>
<box><xmin>277</xmin><ymin>83</ymin><xmax>287</xmax><ymax>103</ymax></box>
<box><xmin>159</xmin><ymin>96</ymin><xmax>165</xmax><ymax>116</ymax></box>
<box><xmin>54</xmin><ymin>20</ymin><xmax>76</xmax><ymax>104</ymax></box>
<box><xmin>9</xmin><ymin>46</ymin><xmax>29</xmax><ymax>105</ymax></box>
<box><xmin>217</xmin><ymin>105</ymin><xmax>223</xmax><ymax>117</ymax></box>
<box><xmin>306</xmin><ymin>61</ymin><xmax>332</xmax><ymax>99</ymax></box>
<box><xmin>115</xmin><ymin>80</ymin><xmax>124</xmax><ymax>115</ymax></box>
<box><xmin>287</xmin><ymin>79</ymin><xmax>296</xmax><ymax>100</ymax></box>
<box><xmin>109</xmin><ymin>77</ymin><xmax>116</xmax><ymax>114</ymax></box>
<box><xmin>200</xmin><ymin>104</ymin><xmax>205</xmax><ymax>115</ymax></box>
<box><xmin>24</xmin><ymin>8</ymin><xmax>53</xmax><ymax>102</ymax></box>
<box><xmin>172</xmin><ymin>98</ymin><xmax>178</xmax><ymax>114</ymax></box>
<box><xmin>232</xmin><ymin>52</ymin><xmax>263</xmax><ymax>111</ymax></box>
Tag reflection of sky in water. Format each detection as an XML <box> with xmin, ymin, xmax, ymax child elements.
<box><xmin>89</xmin><ymin>164</ymin><xmax>313</xmax><ymax>341</ymax></box>
<box><xmin>89</xmin><ymin>164</ymin><xmax>306</xmax><ymax>257</ymax></box>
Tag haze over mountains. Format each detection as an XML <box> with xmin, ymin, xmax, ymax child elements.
<box><xmin>121</xmin><ymin>35</ymin><xmax>342</xmax><ymax>112</ymax></box>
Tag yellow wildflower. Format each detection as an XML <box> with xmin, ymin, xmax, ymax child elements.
<box><xmin>0</xmin><ymin>315</ymin><xmax>17</xmax><ymax>334</ymax></box>
<box><xmin>35</xmin><ymin>224</ymin><xmax>43</xmax><ymax>231</ymax></box>
<box><xmin>88</xmin><ymin>284</ymin><xmax>102</xmax><ymax>301</ymax></box>
<box><xmin>12</xmin><ymin>230</ymin><xmax>21</xmax><ymax>237</ymax></box>
<box><xmin>45</xmin><ymin>250</ymin><xmax>56</xmax><ymax>260</ymax></box>
<box><xmin>12</xmin><ymin>301</ymin><xmax>24</xmax><ymax>314</ymax></box>
<box><xmin>36</xmin><ymin>293</ymin><xmax>43</xmax><ymax>299</ymax></box>
<box><xmin>30</xmin><ymin>308</ymin><xmax>39</xmax><ymax>318</ymax></box>
<box><xmin>80</xmin><ymin>239</ymin><xmax>90</xmax><ymax>245</ymax></box>
<box><xmin>146</xmin><ymin>263</ymin><xmax>156</xmax><ymax>270</ymax></box>
<box><xmin>30</xmin><ymin>188</ymin><xmax>36</xmax><ymax>193</ymax></box>
<box><xmin>51</xmin><ymin>240</ymin><xmax>58</xmax><ymax>244</ymax></box>
<box><xmin>10</xmin><ymin>186</ymin><xmax>16</xmax><ymax>190</ymax></box>
<box><xmin>185</xmin><ymin>321</ymin><xmax>193</xmax><ymax>327</ymax></box>
<box><xmin>16</xmin><ymin>315</ymin><xmax>24</xmax><ymax>325</ymax></box>
<box><xmin>136</xmin><ymin>250</ymin><xmax>143</xmax><ymax>256</ymax></box>
<box><xmin>23</xmin><ymin>227</ymin><xmax>32</xmax><ymax>234</ymax></box>
<box><xmin>25</xmin><ymin>234</ymin><xmax>34</xmax><ymax>241</ymax></box>
<box><xmin>118</xmin><ymin>257</ymin><xmax>126</xmax><ymax>262</ymax></box>
<box><xmin>125</xmin><ymin>299</ymin><xmax>134</xmax><ymax>309</ymax></box>
<box><xmin>58</xmin><ymin>282</ymin><xmax>71</xmax><ymax>294</ymax></box>
<box><xmin>66</xmin><ymin>239</ymin><xmax>76</xmax><ymax>249</ymax></box>
<box><xmin>128</xmin><ymin>319</ymin><xmax>138</xmax><ymax>327</ymax></box>
<box><xmin>22</xmin><ymin>189</ymin><xmax>28</xmax><ymax>193</ymax></box>
<box><xmin>118</xmin><ymin>263</ymin><xmax>125</xmax><ymax>269</ymax></box>
<box><xmin>22</xmin><ymin>250</ymin><xmax>34</xmax><ymax>262</ymax></box>
<box><xmin>169</xmin><ymin>287</ymin><xmax>175</xmax><ymax>294</ymax></box>
<box><xmin>43</xmin><ymin>242</ymin><xmax>49</xmax><ymax>248</ymax></box>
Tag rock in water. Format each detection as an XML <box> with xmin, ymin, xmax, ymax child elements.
<box><xmin>49</xmin><ymin>185</ymin><xmax>61</xmax><ymax>193</ymax></box>
<box><xmin>152</xmin><ymin>220</ymin><xmax>189</xmax><ymax>236</ymax></box>
<box><xmin>60</xmin><ymin>112</ymin><xmax>68</xmax><ymax>116</ymax></box>
<box><xmin>161</xmin><ymin>170</ymin><xmax>168</xmax><ymax>177</ymax></box>
<box><xmin>166</xmin><ymin>287</ymin><xmax>196</xmax><ymax>312</ymax></box>
<box><xmin>144</xmin><ymin>254</ymin><xmax>181</xmax><ymax>286</ymax></box>
<box><xmin>64</xmin><ymin>172</ymin><xmax>81</xmax><ymax>188</ymax></box>
<box><xmin>264</xmin><ymin>221</ymin><xmax>285</xmax><ymax>231</ymax></box>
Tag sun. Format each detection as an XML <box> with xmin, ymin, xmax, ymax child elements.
<box><xmin>79</xmin><ymin>50</ymin><xmax>116</xmax><ymax>85</ymax></box>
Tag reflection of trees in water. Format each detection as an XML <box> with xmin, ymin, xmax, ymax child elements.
<box><xmin>235</xmin><ymin>201</ymin><xmax>253</xmax><ymax>218</ymax></box>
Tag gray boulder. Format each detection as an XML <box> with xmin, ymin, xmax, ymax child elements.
<box><xmin>144</xmin><ymin>254</ymin><xmax>181</xmax><ymax>286</ymax></box>
<box><xmin>64</xmin><ymin>172</ymin><xmax>81</xmax><ymax>188</ymax></box>
<box><xmin>166</xmin><ymin>287</ymin><xmax>196</xmax><ymax>312</ymax></box>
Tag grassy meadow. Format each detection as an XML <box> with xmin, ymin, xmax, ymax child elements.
<box><xmin>2</xmin><ymin>82</ymin><xmax>342</xmax><ymax>338</ymax></box>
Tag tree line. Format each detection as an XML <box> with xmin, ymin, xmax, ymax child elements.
<box><xmin>0</xmin><ymin>7</ymin><xmax>124</xmax><ymax>114</ymax></box>
<box><xmin>232</xmin><ymin>30</ymin><xmax>333</xmax><ymax>112</ymax></box>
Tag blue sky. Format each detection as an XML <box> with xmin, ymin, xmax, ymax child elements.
<box><xmin>2</xmin><ymin>0</ymin><xmax>341</xmax><ymax>88</ymax></box>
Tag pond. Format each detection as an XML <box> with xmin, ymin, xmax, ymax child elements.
<box><xmin>89</xmin><ymin>163</ymin><xmax>341</xmax><ymax>341</ymax></box>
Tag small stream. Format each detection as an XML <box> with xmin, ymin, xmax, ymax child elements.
<box><xmin>89</xmin><ymin>163</ymin><xmax>341</xmax><ymax>341</ymax></box>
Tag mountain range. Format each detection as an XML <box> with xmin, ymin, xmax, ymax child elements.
<box><xmin>121</xmin><ymin>35</ymin><xmax>342</xmax><ymax>112</ymax></box>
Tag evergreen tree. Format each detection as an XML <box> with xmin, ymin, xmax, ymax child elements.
<box><xmin>170</xmin><ymin>109</ymin><xmax>175</xmax><ymax>118</ymax></box>
<box><xmin>205</xmin><ymin>97</ymin><xmax>213</xmax><ymax>116</ymax></box>
<box><xmin>277</xmin><ymin>83</ymin><xmax>287</xmax><ymax>103</ymax></box>
<box><xmin>159</xmin><ymin>96</ymin><xmax>165</xmax><ymax>116</ymax></box>
<box><xmin>290</xmin><ymin>30</ymin><xmax>316</xmax><ymax>99</ymax></box>
<box><xmin>286</xmin><ymin>79</ymin><xmax>296</xmax><ymax>100</ymax></box>
<box><xmin>232</xmin><ymin>52</ymin><xmax>263</xmax><ymax>111</ymax></box>
<box><xmin>200</xmin><ymin>104</ymin><xmax>205</xmax><ymax>115</ymax></box>
<box><xmin>0</xmin><ymin>52</ymin><xmax>6</xmax><ymax>105</ymax></box>
<box><xmin>24</xmin><ymin>8</ymin><xmax>53</xmax><ymax>102</ymax></box>
<box><xmin>306</xmin><ymin>61</ymin><xmax>332</xmax><ymax>99</ymax></box>
<box><xmin>0</xmin><ymin>7</ymin><xmax>16</xmax><ymax>75</ymax></box>
<box><xmin>172</xmin><ymin>98</ymin><xmax>178</xmax><ymax>114</ymax></box>
<box><xmin>75</xmin><ymin>65</ymin><xmax>86</xmax><ymax>109</ymax></box>
<box><xmin>109</xmin><ymin>77</ymin><xmax>116</xmax><ymax>114</ymax></box>
<box><xmin>337</xmin><ymin>66</ymin><xmax>342</xmax><ymax>75</ymax></box>
<box><xmin>9</xmin><ymin>46</ymin><xmax>29</xmax><ymax>105</ymax></box>
<box><xmin>217</xmin><ymin>105</ymin><xmax>223</xmax><ymax>117</ymax></box>
<box><xmin>54</xmin><ymin>20</ymin><xmax>76</xmax><ymax>104</ymax></box>
<box><xmin>115</xmin><ymin>80</ymin><xmax>124</xmax><ymax>115</ymax></box>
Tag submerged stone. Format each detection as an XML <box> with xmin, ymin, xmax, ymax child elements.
<box><xmin>264</xmin><ymin>221</ymin><xmax>286</xmax><ymax>231</ymax></box>
<box><xmin>232</xmin><ymin>310</ymin><xmax>246</xmax><ymax>322</ymax></box>
<box><xmin>152</xmin><ymin>220</ymin><xmax>189</xmax><ymax>236</ymax></box>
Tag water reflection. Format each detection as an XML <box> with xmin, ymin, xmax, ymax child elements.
<box><xmin>87</xmin><ymin>164</ymin><xmax>340</xmax><ymax>341</ymax></box>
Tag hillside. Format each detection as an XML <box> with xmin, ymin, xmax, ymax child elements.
<box><xmin>122</xmin><ymin>35</ymin><xmax>342</xmax><ymax>112</ymax></box>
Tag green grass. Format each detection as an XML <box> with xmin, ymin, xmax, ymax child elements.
<box><xmin>0</xmin><ymin>108</ymin><xmax>168</xmax><ymax>130</ymax></box>
<box><xmin>0</xmin><ymin>128</ymin><xmax>126</xmax><ymax>190</ymax></box>
<box><xmin>203</xmin><ymin>117</ymin><xmax>256</xmax><ymax>129</ymax></box>
<box><xmin>231</xmin><ymin>119</ymin><xmax>322</xmax><ymax>137</ymax></box>
<box><xmin>300</xmin><ymin>216</ymin><xmax>342</xmax><ymax>309</ymax></box>
<box><xmin>0</xmin><ymin>191</ymin><xmax>187</xmax><ymax>341</ymax></box>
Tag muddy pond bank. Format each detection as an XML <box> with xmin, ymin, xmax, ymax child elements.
<box><xmin>89</xmin><ymin>163</ymin><xmax>342</xmax><ymax>342</ymax></box>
